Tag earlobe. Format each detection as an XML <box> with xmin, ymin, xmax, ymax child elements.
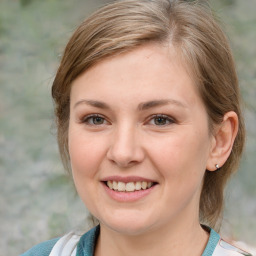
<box><xmin>207</xmin><ymin>111</ymin><xmax>238</xmax><ymax>172</ymax></box>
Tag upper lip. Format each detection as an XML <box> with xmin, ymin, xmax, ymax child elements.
<box><xmin>101</xmin><ymin>176</ymin><xmax>157</xmax><ymax>183</ymax></box>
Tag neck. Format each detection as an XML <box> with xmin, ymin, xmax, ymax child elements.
<box><xmin>94</xmin><ymin>218</ymin><xmax>209</xmax><ymax>256</ymax></box>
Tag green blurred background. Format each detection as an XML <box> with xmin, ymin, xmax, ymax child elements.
<box><xmin>0</xmin><ymin>0</ymin><xmax>255</xmax><ymax>255</ymax></box>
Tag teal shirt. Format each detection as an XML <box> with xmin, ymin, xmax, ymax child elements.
<box><xmin>20</xmin><ymin>237</ymin><xmax>60</xmax><ymax>256</ymax></box>
<box><xmin>20</xmin><ymin>226</ymin><xmax>220</xmax><ymax>256</ymax></box>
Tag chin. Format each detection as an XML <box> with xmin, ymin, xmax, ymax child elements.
<box><xmin>98</xmin><ymin>212</ymin><xmax>156</xmax><ymax>236</ymax></box>
<box><xmin>106</xmin><ymin>222</ymin><xmax>153</xmax><ymax>236</ymax></box>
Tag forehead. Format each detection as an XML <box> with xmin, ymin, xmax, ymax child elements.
<box><xmin>70</xmin><ymin>44</ymin><xmax>202</xmax><ymax>108</ymax></box>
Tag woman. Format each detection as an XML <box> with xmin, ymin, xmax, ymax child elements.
<box><xmin>21</xmin><ymin>0</ymin><xmax>253</xmax><ymax>255</ymax></box>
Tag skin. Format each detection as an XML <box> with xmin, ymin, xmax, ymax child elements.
<box><xmin>68</xmin><ymin>44</ymin><xmax>238</xmax><ymax>256</ymax></box>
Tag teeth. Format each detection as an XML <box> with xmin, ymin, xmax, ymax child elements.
<box><xmin>113</xmin><ymin>181</ymin><xmax>118</xmax><ymax>190</ymax></box>
<box><xmin>107</xmin><ymin>181</ymin><xmax>113</xmax><ymax>189</ymax></box>
<box><xmin>147</xmin><ymin>182</ymin><xmax>153</xmax><ymax>188</ymax></box>
<box><xmin>117</xmin><ymin>182</ymin><xmax>125</xmax><ymax>191</ymax></box>
<box><xmin>141</xmin><ymin>181</ymin><xmax>147</xmax><ymax>190</ymax></box>
<box><xmin>126</xmin><ymin>182</ymin><xmax>135</xmax><ymax>192</ymax></box>
<box><xmin>135</xmin><ymin>181</ymin><xmax>141</xmax><ymax>190</ymax></box>
<box><xmin>106</xmin><ymin>181</ymin><xmax>154</xmax><ymax>192</ymax></box>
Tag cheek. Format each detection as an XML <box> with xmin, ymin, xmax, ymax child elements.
<box><xmin>148</xmin><ymin>133</ymin><xmax>208</xmax><ymax>209</ymax></box>
<box><xmin>68</xmin><ymin>130</ymin><xmax>105</xmax><ymax>178</ymax></box>
<box><xmin>68</xmin><ymin>131</ymin><xmax>106</xmax><ymax>209</ymax></box>
<box><xmin>147</xmin><ymin>129</ymin><xmax>210</xmax><ymax>179</ymax></box>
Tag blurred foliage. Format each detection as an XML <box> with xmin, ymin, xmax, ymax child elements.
<box><xmin>216</xmin><ymin>0</ymin><xmax>236</xmax><ymax>7</ymax></box>
<box><xmin>48</xmin><ymin>212</ymin><xmax>69</xmax><ymax>238</ymax></box>
<box><xmin>20</xmin><ymin>0</ymin><xmax>33</xmax><ymax>7</ymax></box>
<box><xmin>46</xmin><ymin>174</ymin><xmax>71</xmax><ymax>190</ymax></box>
<box><xmin>0</xmin><ymin>17</ymin><xmax>4</xmax><ymax>35</ymax></box>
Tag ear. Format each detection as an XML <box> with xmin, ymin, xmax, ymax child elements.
<box><xmin>206</xmin><ymin>111</ymin><xmax>239</xmax><ymax>171</ymax></box>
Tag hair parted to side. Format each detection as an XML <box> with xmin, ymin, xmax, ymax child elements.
<box><xmin>52</xmin><ymin>0</ymin><xmax>245</xmax><ymax>230</ymax></box>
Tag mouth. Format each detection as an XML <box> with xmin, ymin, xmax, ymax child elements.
<box><xmin>103</xmin><ymin>180</ymin><xmax>157</xmax><ymax>192</ymax></box>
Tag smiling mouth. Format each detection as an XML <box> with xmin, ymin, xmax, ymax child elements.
<box><xmin>104</xmin><ymin>181</ymin><xmax>157</xmax><ymax>192</ymax></box>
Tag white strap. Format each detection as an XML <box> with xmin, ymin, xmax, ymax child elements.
<box><xmin>213</xmin><ymin>239</ymin><xmax>252</xmax><ymax>256</ymax></box>
<box><xmin>49</xmin><ymin>232</ymin><xmax>81</xmax><ymax>256</ymax></box>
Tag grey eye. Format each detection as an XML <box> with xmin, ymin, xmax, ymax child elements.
<box><xmin>92</xmin><ymin>116</ymin><xmax>105</xmax><ymax>125</ymax></box>
<box><xmin>83</xmin><ymin>115</ymin><xmax>107</xmax><ymax>125</ymax></box>
<box><xmin>154</xmin><ymin>116</ymin><xmax>168</xmax><ymax>125</ymax></box>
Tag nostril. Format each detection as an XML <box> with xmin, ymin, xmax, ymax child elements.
<box><xmin>106</xmin><ymin>134</ymin><xmax>145</xmax><ymax>167</ymax></box>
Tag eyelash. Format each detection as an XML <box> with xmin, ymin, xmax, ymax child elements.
<box><xmin>147</xmin><ymin>114</ymin><xmax>175</xmax><ymax>126</ymax></box>
<box><xmin>81</xmin><ymin>114</ymin><xmax>176</xmax><ymax>127</ymax></box>
<box><xmin>81</xmin><ymin>114</ymin><xmax>108</xmax><ymax>125</ymax></box>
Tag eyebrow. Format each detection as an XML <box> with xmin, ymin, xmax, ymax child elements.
<box><xmin>73</xmin><ymin>99</ymin><xmax>187</xmax><ymax>110</ymax></box>
<box><xmin>137</xmin><ymin>99</ymin><xmax>187</xmax><ymax>110</ymax></box>
<box><xmin>74</xmin><ymin>100</ymin><xmax>110</xmax><ymax>110</ymax></box>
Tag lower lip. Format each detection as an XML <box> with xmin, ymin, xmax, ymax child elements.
<box><xmin>102</xmin><ymin>182</ymin><xmax>156</xmax><ymax>202</ymax></box>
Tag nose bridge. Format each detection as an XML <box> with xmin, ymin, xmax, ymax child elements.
<box><xmin>107</xmin><ymin>121</ymin><xmax>144</xmax><ymax>167</ymax></box>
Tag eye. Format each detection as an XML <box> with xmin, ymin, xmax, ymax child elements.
<box><xmin>82</xmin><ymin>114</ymin><xmax>108</xmax><ymax>125</ymax></box>
<box><xmin>148</xmin><ymin>114</ymin><xmax>175</xmax><ymax>126</ymax></box>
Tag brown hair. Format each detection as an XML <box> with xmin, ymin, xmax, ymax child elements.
<box><xmin>52</xmin><ymin>0</ymin><xmax>245</xmax><ymax>230</ymax></box>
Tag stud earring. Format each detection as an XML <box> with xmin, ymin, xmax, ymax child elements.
<box><xmin>215</xmin><ymin>164</ymin><xmax>220</xmax><ymax>170</ymax></box>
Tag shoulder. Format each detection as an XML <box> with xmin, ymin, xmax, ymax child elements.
<box><xmin>202</xmin><ymin>227</ymin><xmax>254</xmax><ymax>256</ymax></box>
<box><xmin>20</xmin><ymin>226</ymin><xmax>99</xmax><ymax>256</ymax></box>
<box><xmin>76</xmin><ymin>225</ymin><xmax>100</xmax><ymax>255</ymax></box>
<box><xmin>213</xmin><ymin>239</ymin><xmax>254</xmax><ymax>256</ymax></box>
<box><xmin>20</xmin><ymin>237</ymin><xmax>59</xmax><ymax>256</ymax></box>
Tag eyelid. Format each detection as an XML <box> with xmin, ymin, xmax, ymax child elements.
<box><xmin>79</xmin><ymin>113</ymin><xmax>176</xmax><ymax>126</ymax></box>
<box><xmin>81</xmin><ymin>114</ymin><xmax>110</xmax><ymax>125</ymax></box>
<box><xmin>146</xmin><ymin>114</ymin><xmax>176</xmax><ymax>126</ymax></box>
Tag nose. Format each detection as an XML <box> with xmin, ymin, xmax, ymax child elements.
<box><xmin>106</xmin><ymin>125</ymin><xmax>145</xmax><ymax>168</ymax></box>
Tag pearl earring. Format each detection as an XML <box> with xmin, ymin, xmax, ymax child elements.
<box><xmin>215</xmin><ymin>164</ymin><xmax>220</xmax><ymax>170</ymax></box>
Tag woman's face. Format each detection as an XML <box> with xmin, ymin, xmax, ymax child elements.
<box><xmin>69</xmin><ymin>44</ymin><xmax>215</xmax><ymax>235</ymax></box>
